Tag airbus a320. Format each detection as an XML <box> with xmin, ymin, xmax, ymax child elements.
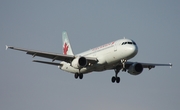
<box><xmin>6</xmin><ymin>32</ymin><xmax>172</xmax><ymax>83</ymax></box>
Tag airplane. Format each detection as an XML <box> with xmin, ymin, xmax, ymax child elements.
<box><xmin>6</xmin><ymin>31</ymin><xmax>172</xmax><ymax>83</ymax></box>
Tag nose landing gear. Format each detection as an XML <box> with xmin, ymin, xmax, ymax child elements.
<box><xmin>111</xmin><ymin>65</ymin><xmax>121</xmax><ymax>83</ymax></box>
<box><xmin>121</xmin><ymin>59</ymin><xmax>127</xmax><ymax>72</ymax></box>
<box><xmin>111</xmin><ymin>59</ymin><xmax>127</xmax><ymax>83</ymax></box>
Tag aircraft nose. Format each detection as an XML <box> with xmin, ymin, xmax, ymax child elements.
<box><xmin>126</xmin><ymin>45</ymin><xmax>138</xmax><ymax>57</ymax></box>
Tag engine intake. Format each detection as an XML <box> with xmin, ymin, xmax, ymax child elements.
<box><xmin>128</xmin><ymin>63</ymin><xmax>143</xmax><ymax>75</ymax></box>
<box><xmin>71</xmin><ymin>57</ymin><xmax>88</xmax><ymax>69</ymax></box>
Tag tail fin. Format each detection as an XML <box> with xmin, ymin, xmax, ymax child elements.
<box><xmin>62</xmin><ymin>31</ymin><xmax>74</xmax><ymax>55</ymax></box>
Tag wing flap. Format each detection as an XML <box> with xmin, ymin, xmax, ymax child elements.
<box><xmin>26</xmin><ymin>51</ymin><xmax>75</xmax><ymax>62</ymax></box>
<box><xmin>33</xmin><ymin>60</ymin><xmax>62</xmax><ymax>66</ymax></box>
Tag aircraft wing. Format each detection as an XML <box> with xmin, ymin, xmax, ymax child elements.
<box><xmin>126</xmin><ymin>61</ymin><xmax>172</xmax><ymax>69</ymax></box>
<box><xmin>6</xmin><ymin>46</ymin><xmax>97</xmax><ymax>64</ymax></box>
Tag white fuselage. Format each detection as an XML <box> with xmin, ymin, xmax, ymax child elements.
<box><xmin>59</xmin><ymin>38</ymin><xmax>138</xmax><ymax>74</ymax></box>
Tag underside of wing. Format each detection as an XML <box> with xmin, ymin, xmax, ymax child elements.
<box><xmin>140</xmin><ymin>62</ymin><xmax>172</xmax><ymax>69</ymax></box>
<box><xmin>125</xmin><ymin>61</ymin><xmax>172</xmax><ymax>69</ymax></box>
<box><xmin>112</xmin><ymin>61</ymin><xmax>172</xmax><ymax>76</ymax></box>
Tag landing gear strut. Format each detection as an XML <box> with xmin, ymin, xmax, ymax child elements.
<box><xmin>121</xmin><ymin>59</ymin><xmax>127</xmax><ymax>72</ymax></box>
<box><xmin>111</xmin><ymin>65</ymin><xmax>121</xmax><ymax>83</ymax></box>
<box><xmin>74</xmin><ymin>73</ymin><xmax>83</xmax><ymax>79</ymax></box>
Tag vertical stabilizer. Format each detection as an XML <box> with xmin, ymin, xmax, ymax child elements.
<box><xmin>62</xmin><ymin>31</ymin><xmax>74</xmax><ymax>55</ymax></box>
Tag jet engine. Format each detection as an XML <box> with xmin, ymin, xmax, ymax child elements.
<box><xmin>128</xmin><ymin>63</ymin><xmax>143</xmax><ymax>75</ymax></box>
<box><xmin>71</xmin><ymin>57</ymin><xmax>88</xmax><ymax>69</ymax></box>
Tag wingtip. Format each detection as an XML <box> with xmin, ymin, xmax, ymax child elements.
<box><xmin>5</xmin><ymin>45</ymin><xmax>9</xmax><ymax>50</ymax></box>
<box><xmin>169</xmin><ymin>63</ymin><xmax>172</xmax><ymax>68</ymax></box>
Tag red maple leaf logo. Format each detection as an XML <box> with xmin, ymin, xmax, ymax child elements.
<box><xmin>63</xmin><ymin>43</ymin><xmax>69</xmax><ymax>55</ymax></box>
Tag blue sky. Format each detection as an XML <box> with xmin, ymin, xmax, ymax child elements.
<box><xmin>1</xmin><ymin>0</ymin><xmax>180</xmax><ymax>110</ymax></box>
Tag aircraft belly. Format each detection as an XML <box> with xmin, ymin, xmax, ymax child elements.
<box><xmin>59</xmin><ymin>63</ymin><xmax>93</xmax><ymax>74</ymax></box>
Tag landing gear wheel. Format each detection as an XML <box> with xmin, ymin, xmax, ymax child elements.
<box><xmin>111</xmin><ymin>76</ymin><xmax>120</xmax><ymax>83</ymax></box>
<box><xmin>79</xmin><ymin>74</ymin><xmax>83</xmax><ymax>79</ymax></box>
<box><xmin>116</xmin><ymin>77</ymin><xmax>120</xmax><ymax>83</ymax></box>
<box><xmin>74</xmin><ymin>73</ymin><xmax>79</xmax><ymax>79</ymax></box>
<box><xmin>111</xmin><ymin>76</ymin><xmax>116</xmax><ymax>83</ymax></box>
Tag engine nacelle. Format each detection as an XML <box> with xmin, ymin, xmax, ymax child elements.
<box><xmin>71</xmin><ymin>57</ymin><xmax>88</xmax><ymax>69</ymax></box>
<box><xmin>128</xmin><ymin>63</ymin><xmax>143</xmax><ymax>75</ymax></box>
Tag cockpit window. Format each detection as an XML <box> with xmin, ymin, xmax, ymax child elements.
<box><xmin>128</xmin><ymin>42</ymin><xmax>132</xmax><ymax>44</ymax></box>
<box><xmin>121</xmin><ymin>41</ymin><xmax>136</xmax><ymax>45</ymax></box>
<box><xmin>132</xmin><ymin>42</ymin><xmax>136</xmax><ymax>45</ymax></box>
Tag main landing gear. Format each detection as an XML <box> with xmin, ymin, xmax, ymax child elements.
<box><xmin>111</xmin><ymin>59</ymin><xmax>127</xmax><ymax>83</ymax></box>
<box><xmin>74</xmin><ymin>73</ymin><xmax>83</xmax><ymax>79</ymax></box>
